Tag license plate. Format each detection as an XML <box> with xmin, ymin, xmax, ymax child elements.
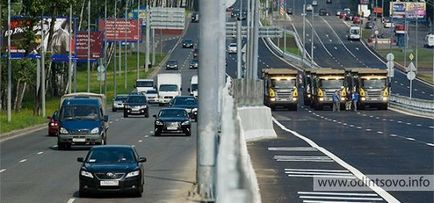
<box><xmin>100</xmin><ymin>180</ymin><xmax>119</xmax><ymax>186</ymax></box>
<box><xmin>167</xmin><ymin>124</ymin><xmax>178</xmax><ymax>130</ymax></box>
<box><xmin>73</xmin><ymin>138</ymin><xmax>86</xmax><ymax>142</ymax></box>
<box><xmin>371</xmin><ymin>98</ymin><xmax>378</xmax><ymax>101</ymax></box>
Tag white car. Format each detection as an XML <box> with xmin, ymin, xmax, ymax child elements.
<box><xmin>306</xmin><ymin>4</ymin><xmax>313</xmax><ymax>12</ymax></box>
<box><xmin>112</xmin><ymin>94</ymin><xmax>128</xmax><ymax>112</ymax></box>
<box><xmin>312</xmin><ymin>0</ymin><xmax>318</xmax><ymax>6</ymax></box>
<box><xmin>227</xmin><ymin>43</ymin><xmax>237</xmax><ymax>54</ymax></box>
<box><xmin>144</xmin><ymin>89</ymin><xmax>158</xmax><ymax>103</ymax></box>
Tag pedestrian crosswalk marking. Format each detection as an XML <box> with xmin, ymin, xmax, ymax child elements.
<box><xmin>268</xmin><ymin>147</ymin><xmax>318</xmax><ymax>151</ymax></box>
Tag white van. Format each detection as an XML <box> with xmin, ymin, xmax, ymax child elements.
<box><xmin>135</xmin><ymin>79</ymin><xmax>155</xmax><ymax>94</ymax></box>
<box><xmin>348</xmin><ymin>25</ymin><xmax>361</xmax><ymax>40</ymax></box>
<box><xmin>189</xmin><ymin>75</ymin><xmax>198</xmax><ymax>97</ymax></box>
<box><xmin>425</xmin><ymin>33</ymin><xmax>434</xmax><ymax>48</ymax></box>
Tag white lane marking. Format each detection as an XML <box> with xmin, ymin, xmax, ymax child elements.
<box><xmin>138</xmin><ymin>140</ymin><xmax>143</xmax><ymax>143</ymax></box>
<box><xmin>298</xmin><ymin>191</ymin><xmax>379</xmax><ymax>196</ymax></box>
<box><xmin>0</xmin><ymin>169</ymin><xmax>6</xmax><ymax>173</ymax></box>
<box><xmin>144</xmin><ymin>135</ymin><xmax>149</xmax><ymax>138</ymax></box>
<box><xmin>397</xmin><ymin>120</ymin><xmax>403</xmax><ymax>123</ymax></box>
<box><xmin>274</xmin><ymin>155</ymin><xmax>332</xmax><ymax>160</ymax></box>
<box><xmin>53</xmin><ymin>145</ymin><xmax>58</xmax><ymax>148</ymax></box>
<box><xmin>268</xmin><ymin>147</ymin><xmax>318</xmax><ymax>151</ymax></box>
<box><xmin>109</xmin><ymin>121</ymin><xmax>113</xmax><ymax>124</ymax></box>
<box><xmin>299</xmin><ymin>196</ymin><xmax>383</xmax><ymax>201</ymax></box>
<box><xmin>37</xmin><ymin>152</ymin><xmax>44</xmax><ymax>155</ymax></box>
<box><xmin>390</xmin><ymin>134</ymin><xmax>397</xmax><ymax>137</ymax></box>
<box><xmin>149</xmin><ymin>131</ymin><xmax>154</xmax><ymax>134</ymax></box>
<box><xmin>429</xmin><ymin>126</ymin><xmax>434</xmax><ymax>129</ymax></box>
<box><xmin>285</xmin><ymin>169</ymin><xmax>348</xmax><ymax>172</ymax></box>
<box><xmin>349</xmin><ymin>125</ymin><xmax>354</xmax><ymax>127</ymax></box>
<box><xmin>356</xmin><ymin>126</ymin><xmax>362</xmax><ymax>129</ymax></box>
<box><xmin>416</xmin><ymin>124</ymin><xmax>422</xmax><ymax>127</ymax></box>
<box><xmin>406</xmin><ymin>138</ymin><xmax>415</xmax><ymax>141</ymax></box>
<box><xmin>369</xmin><ymin>115</ymin><xmax>374</xmax><ymax>118</ymax></box>
<box><xmin>382</xmin><ymin>119</ymin><xmax>387</xmax><ymax>121</ymax></box>
<box><xmin>375</xmin><ymin>117</ymin><xmax>380</xmax><ymax>119</ymax></box>
<box><xmin>67</xmin><ymin>198</ymin><xmax>75</xmax><ymax>203</ymax></box>
<box><xmin>115</xmin><ymin>119</ymin><xmax>120</xmax><ymax>122</ymax></box>
<box><xmin>337</xmin><ymin>121</ymin><xmax>342</xmax><ymax>124</ymax></box>
<box><xmin>426</xmin><ymin>143</ymin><xmax>434</xmax><ymax>147</ymax></box>
<box><xmin>366</xmin><ymin>129</ymin><xmax>372</xmax><ymax>131</ymax></box>
<box><xmin>19</xmin><ymin>159</ymin><xmax>27</xmax><ymax>163</ymax></box>
<box><xmin>285</xmin><ymin>171</ymin><xmax>353</xmax><ymax>176</ymax></box>
<box><xmin>400</xmin><ymin>83</ymin><xmax>404</xmax><ymax>86</ymax></box>
<box><xmin>303</xmin><ymin>201</ymin><xmax>378</xmax><ymax>203</ymax></box>
<box><xmin>334</xmin><ymin>47</ymin><xmax>338</xmax><ymax>50</ymax></box>
<box><xmin>406</xmin><ymin>122</ymin><xmax>412</xmax><ymax>125</ymax></box>
<box><xmin>288</xmin><ymin>174</ymin><xmax>355</xmax><ymax>178</ymax></box>
<box><xmin>355</xmin><ymin>47</ymin><xmax>359</xmax><ymax>51</ymax></box>
<box><xmin>272</xmin><ymin>118</ymin><xmax>400</xmax><ymax>203</ymax></box>
<box><xmin>377</xmin><ymin>131</ymin><xmax>383</xmax><ymax>134</ymax></box>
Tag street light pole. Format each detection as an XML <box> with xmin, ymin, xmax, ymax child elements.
<box><xmin>302</xmin><ymin>3</ymin><xmax>306</xmax><ymax>67</ymax></box>
<box><xmin>311</xmin><ymin>6</ymin><xmax>314</xmax><ymax>65</ymax></box>
<box><xmin>137</xmin><ymin>0</ymin><xmax>140</xmax><ymax>80</ymax></box>
<box><xmin>87</xmin><ymin>0</ymin><xmax>91</xmax><ymax>92</ymax></box>
<box><xmin>68</xmin><ymin>5</ymin><xmax>72</xmax><ymax>94</ymax></box>
<box><xmin>125</xmin><ymin>0</ymin><xmax>129</xmax><ymax>90</ymax></box>
<box><xmin>7</xmin><ymin>0</ymin><xmax>11</xmax><ymax>122</ymax></box>
<box><xmin>114</xmin><ymin>0</ymin><xmax>118</xmax><ymax>96</ymax></box>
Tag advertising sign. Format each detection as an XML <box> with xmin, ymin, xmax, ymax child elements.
<box><xmin>390</xmin><ymin>2</ymin><xmax>426</xmax><ymax>19</ymax></box>
<box><xmin>359</xmin><ymin>0</ymin><xmax>369</xmax><ymax>5</ymax></box>
<box><xmin>2</xmin><ymin>17</ymin><xmax>73</xmax><ymax>57</ymax></box>
<box><xmin>75</xmin><ymin>31</ymin><xmax>103</xmax><ymax>60</ymax></box>
<box><xmin>98</xmin><ymin>19</ymin><xmax>142</xmax><ymax>42</ymax></box>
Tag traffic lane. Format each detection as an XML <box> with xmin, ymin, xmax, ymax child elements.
<box><xmin>323</xmin><ymin>17</ymin><xmax>434</xmax><ymax>100</ymax></box>
<box><xmin>273</xmin><ymin>106</ymin><xmax>433</xmax><ymax>202</ymax></box>
<box><xmin>0</xmin><ymin>106</ymin><xmax>197</xmax><ymax>203</ymax></box>
<box><xmin>249</xmin><ymin>119</ymin><xmax>386</xmax><ymax>203</ymax></box>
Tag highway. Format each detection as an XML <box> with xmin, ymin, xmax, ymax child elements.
<box><xmin>286</xmin><ymin>0</ymin><xmax>434</xmax><ymax>100</ymax></box>
<box><xmin>0</xmin><ymin>22</ymin><xmax>201</xmax><ymax>203</ymax></box>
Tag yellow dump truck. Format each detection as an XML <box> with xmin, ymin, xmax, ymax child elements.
<box><xmin>304</xmin><ymin>68</ymin><xmax>347</xmax><ymax>110</ymax></box>
<box><xmin>345</xmin><ymin>68</ymin><xmax>389</xmax><ymax>110</ymax></box>
<box><xmin>262</xmin><ymin>68</ymin><xmax>299</xmax><ymax>110</ymax></box>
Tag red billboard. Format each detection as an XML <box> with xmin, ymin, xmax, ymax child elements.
<box><xmin>98</xmin><ymin>19</ymin><xmax>141</xmax><ymax>42</ymax></box>
<box><xmin>75</xmin><ymin>31</ymin><xmax>103</xmax><ymax>59</ymax></box>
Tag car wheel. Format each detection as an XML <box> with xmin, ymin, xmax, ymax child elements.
<box><xmin>112</xmin><ymin>108</ymin><xmax>117</xmax><ymax>112</ymax></box>
<box><xmin>124</xmin><ymin>111</ymin><xmax>128</xmax><ymax>118</ymax></box>
<box><xmin>154</xmin><ymin>131</ymin><xmax>160</xmax><ymax>136</ymax></box>
<box><xmin>79</xmin><ymin>188</ymin><xmax>88</xmax><ymax>197</ymax></box>
<box><xmin>57</xmin><ymin>142</ymin><xmax>65</xmax><ymax>150</ymax></box>
<box><xmin>145</xmin><ymin>111</ymin><xmax>149</xmax><ymax>118</ymax></box>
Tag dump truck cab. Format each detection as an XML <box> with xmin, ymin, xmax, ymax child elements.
<box><xmin>310</xmin><ymin>68</ymin><xmax>347</xmax><ymax>110</ymax></box>
<box><xmin>262</xmin><ymin>68</ymin><xmax>299</xmax><ymax>110</ymax></box>
<box><xmin>346</xmin><ymin>68</ymin><xmax>389</xmax><ymax>110</ymax></box>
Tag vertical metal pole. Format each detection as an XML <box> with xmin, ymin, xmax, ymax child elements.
<box><xmin>409</xmin><ymin>78</ymin><xmax>412</xmax><ymax>99</ymax></box>
<box><xmin>218</xmin><ymin>0</ymin><xmax>225</xmax><ymax>117</ymax></box>
<box><xmin>236</xmin><ymin>20</ymin><xmax>242</xmax><ymax>79</ymax></box>
<box><xmin>114</xmin><ymin>1</ymin><xmax>118</xmax><ymax>96</ymax></box>
<box><xmin>283</xmin><ymin>30</ymin><xmax>286</xmax><ymax>55</ymax></box>
<box><xmin>404</xmin><ymin>13</ymin><xmax>407</xmax><ymax>69</ymax></box>
<box><xmin>137</xmin><ymin>0</ymin><xmax>140</xmax><ymax>80</ymax></box>
<box><xmin>246</xmin><ymin>0</ymin><xmax>251</xmax><ymax>78</ymax></box>
<box><xmin>302</xmin><ymin>3</ymin><xmax>306</xmax><ymax>67</ymax></box>
<box><xmin>119</xmin><ymin>39</ymin><xmax>122</xmax><ymax>76</ymax></box>
<box><xmin>145</xmin><ymin>5</ymin><xmax>150</xmax><ymax>72</ymax></box>
<box><xmin>104</xmin><ymin>0</ymin><xmax>107</xmax><ymax>94</ymax></box>
<box><xmin>40</xmin><ymin>11</ymin><xmax>46</xmax><ymax>117</ymax></box>
<box><xmin>415</xmin><ymin>10</ymin><xmax>418</xmax><ymax>75</ymax></box>
<box><xmin>7</xmin><ymin>0</ymin><xmax>11</xmax><ymax>122</ymax></box>
<box><xmin>36</xmin><ymin>60</ymin><xmax>40</xmax><ymax>97</ymax></box>
<box><xmin>125</xmin><ymin>0</ymin><xmax>128</xmax><ymax>90</ymax></box>
<box><xmin>68</xmin><ymin>5</ymin><xmax>72</xmax><ymax>94</ymax></box>
<box><xmin>152</xmin><ymin>28</ymin><xmax>155</xmax><ymax>65</ymax></box>
<box><xmin>87</xmin><ymin>0</ymin><xmax>91</xmax><ymax>92</ymax></box>
<box><xmin>252</xmin><ymin>0</ymin><xmax>259</xmax><ymax>79</ymax></box>
<box><xmin>197</xmin><ymin>0</ymin><xmax>218</xmax><ymax>199</ymax></box>
<box><xmin>381</xmin><ymin>0</ymin><xmax>384</xmax><ymax>20</ymax></box>
<box><xmin>311</xmin><ymin>6</ymin><xmax>314</xmax><ymax>65</ymax></box>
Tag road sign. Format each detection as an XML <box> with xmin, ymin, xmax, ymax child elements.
<box><xmin>406</xmin><ymin>71</ymin><xmax>415</xmax><ymax>80</ymax></box>
<box><xmin>406</xmin><ymin>62</ymin><xmax>417</xmax><ymax>72</ymax></box>
<box><xmin>226</xmin><ymin>23</ymin><xmax>283</xmax><ymax>38</ymax></box>
<box><xmin>386</xmin><ymin>61</ymin><xmax>394</xmax><ymax>69</ymax></box>
<box><xmin>97</xmin><ymin>72</ymin><xmax>106</xmax><ymax>81</ymax></box>
<box><xmin>150</xmin><ymin>7</ymin><xmax>185</xmax><ymax>30</ymax></box>
<box><xmin>388</xmin><ymin>67</ymin><xmax>395</xmax><ymax>77</ymax></box>
<box><xmin>97</xmin><ymin>65</ymin><xmax>105</xmax><ymax>73</ymax></box>
<box><xmin>386</xmin><ymin>53</ymin><xmax>394</xmax><ymax>61</ymax></box>
<box><xmin>409</xmin><ymin>53</ymin><xmax>414</xmax><ymax>61</ymax></box>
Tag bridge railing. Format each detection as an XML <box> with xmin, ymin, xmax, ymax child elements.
<box><xmin>389</xmin><ymin>95</ymin><xmax>434</xmax><ymax>117</ymax></box>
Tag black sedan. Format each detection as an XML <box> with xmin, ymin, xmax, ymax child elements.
<box><xmin>169</xmin><ymin>96</ymin><xmax>198</xmax><ymax>121</ymax></box>
<box><xmin>153</xmin><ymin>108</ymin><xmax>191</xmax><ymax>136</ymax></box>
<box><xmin>189</xmin><ymin>59</ymin><xmax>199</xmax><ymax>69</ymax></box>
<box><xmin>182</xmin><ymin>39</ymin><xmax>194</xmax><ymax>48</ymax></box>
<box><xmin>165</xmin><ymin>60</ymin><xmax>179</xmax><ymax>70</ymax></box>
<box><xmin>123</xmin><ymin>94</ymin><xmax>149</xmax><ymax>118</ymax></box>
<box><xmin>77</xmin><ymin>145</ymin><xmax>146</xmax><ymax>197</ymax></box>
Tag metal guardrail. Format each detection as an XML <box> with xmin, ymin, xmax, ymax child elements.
<box><xmin>389</xmin><ymin>95</ymin><xmax>434</xmax><ymax>117</ymax></box>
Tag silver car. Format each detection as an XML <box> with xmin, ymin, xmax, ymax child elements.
<box><xmin>144</xmin><ymin>89</ymin><xmax>158</xmax><ymax>103</ymax></box>
<box><xmin>112</xmin><ymin>94</ymin><xmax>128</xmax><ymax>112</ymax></box>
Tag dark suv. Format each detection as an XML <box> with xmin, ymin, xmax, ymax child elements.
<box><xmin>123</xmin><ymin>95</ymin><xmax>149</xmax><ymax>118</ymax></box>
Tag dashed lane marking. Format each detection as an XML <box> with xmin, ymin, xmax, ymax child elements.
<box><xmin>138</xmin><ymin>140</ymin><xmax>143</xmax><ymax>143</ymax></box>
<box><xmin>268</xmin><ymin>147</ymin><xmax>318</xmax><ymax>151</ymax></box>
<box><xmin>377</xmin><ymin>131</ymin><xmax>383</xmax><ymax>134</ymax></box>
<box><xmin>298</xmin><ymin>191</ymin><xmax>379</xmax><ymax>196</ymax></box>
<box><xmin>67</xmin><ymin>198</ymin><xmax>75</xmax><ymax>203</ymax></box>
<box><xmin>37</xmin><ymin>152</ymin><xmax>44</xmax><ymax>155</ymax></box>
<box><xmin>0</xmin><ymin>169</ymin><xmax>6</xmax><ymax>173</ymax></box>
<box><xmin>285</xmin><ymin>169</ymin><xmax>348</xmax><ymax>172</ymax></box>
<box><xmin>390</xmin><ymin>134</ymin><xmax>397</xmax><ymax>137</ymax></box>
<box><xmin>406</xmin><ymin>138</ymin><xmax>415</xmax><ymax>141</ymax></box>
<box><xmin>19</xmin><ymin>159</ymin><xmax>27</xmax><ymax>163</ymax></box>
<box><xmin>426</xmin><ymin>143</ymin><xmax>434</xmax><ymax>147</ymax></box>
<box><xmin>299</xmin><ymin>195</ymin><xmax>384</xmax><ymax>201</ymax></box>
<box><xmin>366</xmin><ymin>129</ymin><xmax>372</xmax><ymax>131</ymax></box>
<box><xmin>274</xmin><ymin>155</ymin><xmax>333</xmax><ymax>162</ymax></box>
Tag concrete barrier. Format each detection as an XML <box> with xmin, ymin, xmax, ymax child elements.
<box><xmin>237</xmin><ymin>106</ymin><xmax>277</xmax><ymax>141</ymax></box>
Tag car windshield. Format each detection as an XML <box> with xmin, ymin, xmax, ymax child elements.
<box><xmin>320</xmin><ymin>79</ymin><xmax>344</xmax><ymax>89</ymax></box>
<box><xmin>146</xmin><ymin>90</ymin><xmax>157</xmax><ymax>94</ymax></box>
<box><xmin>127</xmin><ymin>96</ymin><xmax>146</xmax><ymax>103</ymax></box>
<box><xmin>173</xmin><ymin>97</ymin><xmax>198</xmax><ymax>106</ymax></box>
<box><xmin>115</xmin><ymin>96</ymin><xmax>127</xmax><ymax>101</ymax></box>
<box><xmin>136</xmin><ymin>81</ymin><xmax>153</xmax><ymax>87</ymax></box>
<box><xmin>86</xmin><ymin>148</ymin><xmax>136</xmax><ymax>164</ymax></box>
<box><xmin>191</xmin><ymin>59</ymin><xmax>198</xmax><ymax>64</ymax></box>
<box><xmin>60</xmin><ymin>105</ymin><xmax>100</xmax><ymax>120</ymax></box>
<box><xmin>350</xmin><ymin>28</ymin><xmax>360</xmax><ymax>34</ymax></box>
<box><xmin>167</xmin><ymin>61</ymin><xmax>177</xmax><ymax>65</ymax></box>
<box><xmin>271</xmin><ymin>79</ymin><xmax>296</xmax><ymax>89</ymax></box>
<box><xmin>191</xmin><ymin>84</ymin><xmax>198</xmax><ymax>91</ymax></box>
<box><xmin>159</xmin><ymin>109</ymin><xmax>188</xmax><ymax>118</ymax></box>
<box><xmin>362</xmin><ymin>79</ymin><xmax>386</xmax><ymax>89</ymax></box>
<box><xmin>159</xmin><ymin>84</ymin><xmax>178</xmax><ymax>91</ymax></box>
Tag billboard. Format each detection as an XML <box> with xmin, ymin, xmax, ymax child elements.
<box><xmin>390</xmin><ymin>2</ymin><xmax>426</xmax><ymax>19</ymax></box>
<box><xmin>75</xmin><ymin>31</ymin><xmax>103</xmax><ymax>60</ymax></box>
<box><xmin>359</xmin><ymin>0</ymin><xmax>369</xmax><ymax>5</ymax></box>
<box><xmin>2</xmin><ymin>17</ymin><xmax>73</xmax><ymax>57</ymax></box>
<box><xmin>98</xmin><ymin>19</ymin><xmax>142</xmax><ymax>42</ymax></box>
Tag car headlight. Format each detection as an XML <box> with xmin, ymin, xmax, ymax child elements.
<box><xmin>155</xmin><ymin>120</ymin><xmax>163</xmax><ymax>125</ymax></box>
<box><xmin>90</xmin><ymin>127</ymin><xmax>99</xmax><ymax>134</ymax></box>
<box><xmin>80</xmin><ymin>170</ymin><xmax>94</xmax><ymax>178</ymax></box>
<box><xmin>181</xmin><ymin>121</ymin><xmax>190</xmax><ymax>125</ymax></box>
<box><xmin>192</xmin><ymin>108</ymin><xmax>198</xmax><ymax>113</ymax></box>
<box><xmin>141</xmin><ymin>105</ymin><xmax>147</xmax><ymax>109</ymax></box>
<box><xmin>124</xmin><ymin>105</ymin><xmax>130</xmax><ymax>109</ymax></box>
<box><xmin>60</xmin><ymin>127</ymin><xmax>69</xmax><ymax>134</ymax></box>
<box><xmin>126</xmin><ymin>170</ymin><xmax>140</xmax><ymax>178</ymax></box>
